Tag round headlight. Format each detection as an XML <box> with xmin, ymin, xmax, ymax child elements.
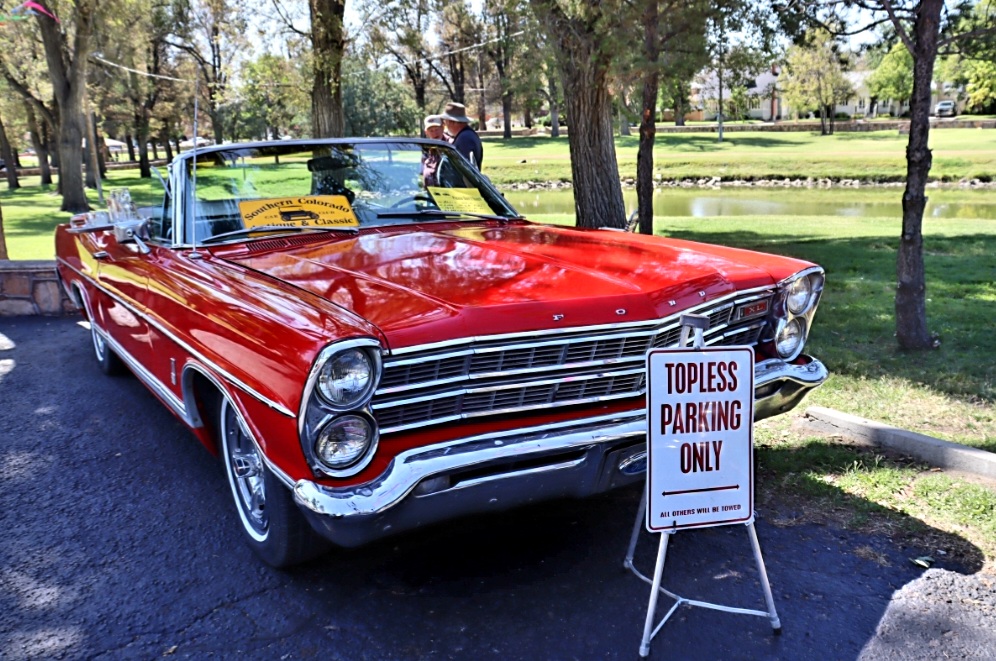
<box><xmin>786</xmin><ymin>277</ymin><xmax>813</xmax><ymax>315</ymax></box>
<box><xmin>315</xmin><ymin>415</ymin><xmax>374</xmax><ymax>468</ymax></box>
<box><xmin>775</xmin><ymin>318</ymin><xmax>805</xmax><ymax>359</ymax></box>
<box><xmin>317</xmin><ymin>348</ymin><xmax>375</xmax><ymax>408</ymax></box>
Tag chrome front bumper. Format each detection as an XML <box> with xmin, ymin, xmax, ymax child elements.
<box><xmin>293</xmin><ymin>355</ymin><xmax>828</xmax><ymax>547</ymax></box>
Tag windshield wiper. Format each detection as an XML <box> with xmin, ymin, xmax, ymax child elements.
<box><xmin>200</xmin><ymin>224</ymin><xmax>358</xmax><ymax>245</ymax></box>
<box><xmin>375</xmin><ymin>209</ymin><xmax>521</xmax><ymax>222</ymax></box>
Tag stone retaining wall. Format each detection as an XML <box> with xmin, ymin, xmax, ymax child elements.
<box><xmin>0</xmin><ymin>260</ymin><xmax>74</xmax><ymax>316</ymax></box>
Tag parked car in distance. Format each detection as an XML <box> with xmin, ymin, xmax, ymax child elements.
<box><xmin>935</xmin><ymin>100</ymin><xmax>957</xmax><ymax>117</ymax></box>
<box><xmin>55</xmin><ymin>138</ymin><xmax>828</xmax><ymax>567</ymax></box>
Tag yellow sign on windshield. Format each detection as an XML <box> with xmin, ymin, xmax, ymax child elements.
<box><xmin>427</xmin><ymin>187</ymin><xmax>493</xmax><ymax>215</ymax></box>
<box><xmin>238</xmin><ymin>196</ymin><xmax>359</xmax><ymax>228</ymax></box>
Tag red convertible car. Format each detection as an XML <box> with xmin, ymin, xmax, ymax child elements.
<box><xmin>55</xmin><ymin>139</ymin><xmax>827</xmax><ymax>567</ymax></box>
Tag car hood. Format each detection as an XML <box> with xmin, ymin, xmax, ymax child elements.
<box><xmin>221</xmin><ymin>222</ymin><xmax>798</xmax><ymax>349</ymax></box>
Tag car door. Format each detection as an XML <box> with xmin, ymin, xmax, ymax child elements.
<box><xmin>91</xmin><ymin>226</ymin><xmax>154</xmax><ymax>371</ymax></box>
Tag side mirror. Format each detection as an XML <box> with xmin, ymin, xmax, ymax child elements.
<box><xmin>113</xmin><ymin>218</ymin><xmax>152</xmax><ymax>254</ymax></box>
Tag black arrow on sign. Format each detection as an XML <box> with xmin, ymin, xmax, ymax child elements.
<box><xmin>662</xmin><ymin>484</ymin><xmax>739</xmax><ymax>497</ymax></box>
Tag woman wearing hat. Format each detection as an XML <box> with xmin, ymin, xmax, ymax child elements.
<box><xmin>441</xmin><ymin>102</ymin><xmax>483</xmax><ymax>169</ymax></box>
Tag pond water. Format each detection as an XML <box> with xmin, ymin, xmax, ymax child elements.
<box><xmin>504</xmin><ymin>187</ymin><xmax>996</xmax><ymax>221</ymax></box>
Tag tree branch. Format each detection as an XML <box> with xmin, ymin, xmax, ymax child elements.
<box><xmin>881</xmin><ymin>0</ymin><xmax>916</xmax><ymax>55</ymax></box>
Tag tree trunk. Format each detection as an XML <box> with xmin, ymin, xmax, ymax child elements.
<box><xmin>477</xmin><ymin>50</ymin><xmax>488</xmax><ymax>127</ymax></box>
<box><xmin>59</xmin><ymin>106</ymin><xmax>89</xmax><ymax>211</ymax></box>
<box><xmin>24</xmin><ymin>102</ymin><xmax>52</xmax><ymax>185</ymax></box>
<box><xmin>0</xmin><ymin>114</ymin><xmax>20</xmax><ymax>190</ymax></box>
<box><xmin>309</xmin><ymin>0</ymin><xmax>346</xmax><ymax>138</ymax></box>
<box><xmin>619</xmin><ymin>104</ymin><xmax>631</xmax><ymax>136</ymax></box>
<box><xmin>47</xmin><ymin>114</ymin><xmax>59</xmax><ymax>171</ymax></box>
<box><xmin>532</xmin><ymin>0</ymin><xmax>625</xmax><ymax>229</ymax></box>
<box><xmin>549</xmin><ymin>97</ymin><xmax>560</xmax><ymax>137</ymax></box>
<box><xmin>37</xmin><ymin>2</ymin><xmax>94</xmax><ymax>213</ymax></box>
<box><xmin>151</xmin><ymin>141</ymin><xmax>159</xmax><ymax>161</ymax></box>
<box><xmin>125</xmin><ymin>131</ymin><xmax>136</xmax><ymax>161</ymax></box>
<box><xmin>162</xmin><ymin>126</ymin><xmax>174</xmax><ymax>161</ymax></box>
<box><xmin>637</xmin><ymin>1</ymin><xmax>659</xmax><ymax>237</ymax></box>
<box><xmin>135</xmin><ymin>108</ymin><xmax>151</xmax><ymax>178</ymax></box>
<box><xmin>524</xmin><ymin>106</ymin><xmax>532</xmax><ymax>128</ymax></box>
<box><xmin>0</xmin><ymin>202</ymin><xmax>8</xmax><ymax>259</ymax></box>
<box><xmin>896</xmin><ymin>0</ymin><xmax>942</xmax><ymax>350</ymax></box>
<box><xmin>717</xmin><ymin>67</ymin><xmax>724</xmax><ymax>142</ymax></box>
<box><xmin>93</xmin><ymin>113</ymin><xmax>107</xmax><ymax>179</ymax></box>
<box><xmin>502</xmin><ymin>92</ymin><xmax>513</xmax><ymax>139</ymax></box>
<box><xmin>674</xmin><ymin>81</ymin><xmax>686</xmax><ymax>126</ymax></box>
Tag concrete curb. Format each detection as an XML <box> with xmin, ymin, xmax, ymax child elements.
<box><xmin>801</xmin><ymin>406</ymin><xmax>996</xmax><ymax>482</ymax></box>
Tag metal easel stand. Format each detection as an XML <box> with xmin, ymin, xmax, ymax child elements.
<box><xmin>624</xmin><ymin>315</ymin><xmax>780</xmax><ymax>658</ymax></box>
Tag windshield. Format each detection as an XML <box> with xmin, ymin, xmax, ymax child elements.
<box><xmin>180</xmin><ymin>140</ymin><xmax>519</xmax><ymax>244</ymax></box>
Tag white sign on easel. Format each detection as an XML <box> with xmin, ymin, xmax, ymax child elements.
<box><xmin>646</xmin><ymin>346</ymin><xmax>754</xmax><ymax>533</ymax></box>
<box><xmin>624</xmin><ymin>314</ymin><xmax>780</xmax><ymax>658</ymax></box>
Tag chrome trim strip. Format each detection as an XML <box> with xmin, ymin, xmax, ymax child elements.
<box><xmin>385</xmin><ymin>328</ymin><xmax>662</xmax><ymax>368</ymax></box>
<box><xmin>376</xmin><ymin>393</ymin><xmax>641</xmax><ymax>435</ymax></box>
<box><xmin>385</xmin><ymin>285</ymin><xmax>777</xmax><ymax>357</ymax></box>
<box><xmin>57</xmin><ymin>259</ymin><xmax>295</xmax><ymax>418</ymax></box>
<box><xmin>377</xmin><ymin>356</ymin><xmax>646</xmax><ymax>395</ymax></box>
<box><xmin>94</xmin><ymin>324</ymin><xmax>193</xmax><ymax>426</ymax></box>
<box><xmin>377</xmin><ymin>367</ymin><xmax>644</xmax><ymax>410</ymax></box>
<box><xmin>443</xmin><ymin>456</ymin><xmax>588</xmax><ymax>493</ymax></box>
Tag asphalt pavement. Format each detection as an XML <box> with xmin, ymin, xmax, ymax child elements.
<box><xmin>1</xmin><ymin>315</ymin><xmax>994</xmax><ymax>660</ymax></box>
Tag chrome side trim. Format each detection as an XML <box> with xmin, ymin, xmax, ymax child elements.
<box><xmin>57</xmin><ymin>259</ymin><xmax>294</xmax><ymax>418</ymax></box>
<box><xmin>94</xmin><ymin>324</ymin><xmax>193</xmax><ymax>426</ymax></box>
<box><xmin>443</xmin><ymin>456</ymin><xmax>588</xmax><ymax>493</ymax></box>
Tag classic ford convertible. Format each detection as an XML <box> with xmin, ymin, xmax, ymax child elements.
<box><xmin>55</xmin><ymin>139</ymin><xmax>827</xmax><ymax>567</ymax></box>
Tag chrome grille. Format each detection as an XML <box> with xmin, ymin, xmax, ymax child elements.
<box><xmin>373</xmin><ymin>290</ymin><xmax>773</xmax><ymax>434</ymax></box>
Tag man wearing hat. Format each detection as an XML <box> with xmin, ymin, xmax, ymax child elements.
<box><xmin>422</xmin><ymin>114</ymin><xmax>444</xmax><ymax>186</ymax></box>
<box><xmin>441</xmin><ymin>102</ymin><xmax>483</xmax><ymax>169</ymax></box>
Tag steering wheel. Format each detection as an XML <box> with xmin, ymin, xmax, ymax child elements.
<box><xmin>389</xmin><ymin>193</ymin><xmax>432</xmax><ymax>209</ymax></box>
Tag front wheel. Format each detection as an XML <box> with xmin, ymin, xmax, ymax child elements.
<box><xmin>218</xmin><ymin>396</ymin><xmax>329</xmax><ymax>567</ymax></box>
<box><xmin>89</xmin><ymin>316</ymin><xmax>126</xmax><ymax>376</ymax></box>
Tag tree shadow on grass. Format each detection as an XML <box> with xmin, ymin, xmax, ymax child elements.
<box><xmin>756</xmin><ymin>436</ymin><xmax>989</xmax><ymax>574</ymax></box>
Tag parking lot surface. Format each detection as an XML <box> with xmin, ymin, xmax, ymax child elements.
<box><xmin>1</xmin><ymin>315</ymin><xmax>993</xmax><ymax>660</ymax></box>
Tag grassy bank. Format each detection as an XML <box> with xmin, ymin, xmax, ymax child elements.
<box><xmin>484</xmin><ymin>129</ymin><xmax>996</xmax><ymax>184</ymax></box>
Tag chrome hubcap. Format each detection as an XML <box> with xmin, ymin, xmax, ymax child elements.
<box><xmin>91</xmin><ymin>325</ymin><xmax>107</xmax><ymax>360</ymax></box>
<box><xmin>224</xmin><ymin>402</ymin><xmax>267</xmax><ymax>536</ymax></box>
